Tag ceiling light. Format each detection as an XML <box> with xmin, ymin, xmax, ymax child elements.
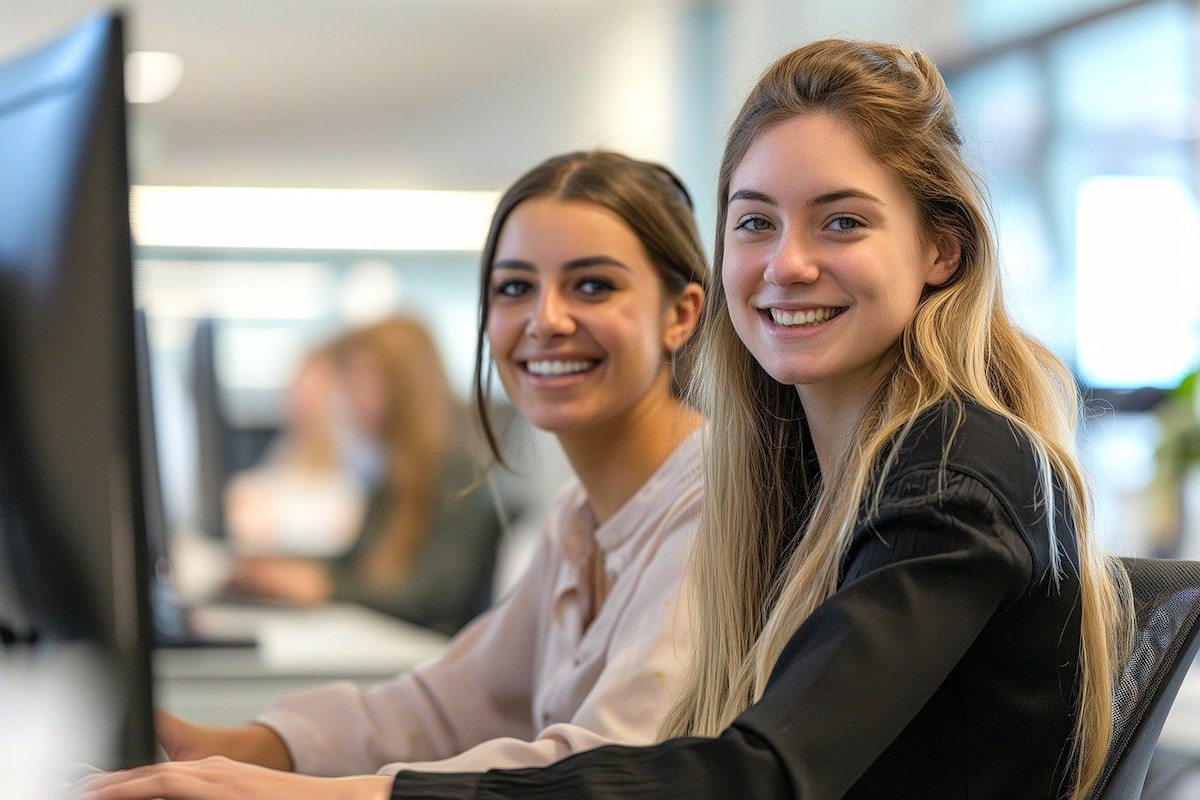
<box><xmin>125</xmin><ymin>51</ymin><xmax>183</xmax><ymax>104</ymax></box>
<box><xmin>130</xmin><ymin>186</ymin><xmax>500</xmax><ymax>251</ymax></box>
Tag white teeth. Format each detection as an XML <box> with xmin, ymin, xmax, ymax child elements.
<box><xmin>526</xmin><ymin>359</ymin><xmax>595</xmax><ymax>376</ymax></box>
<box><xmin>769</xmin><ymin>307</ymin><xmax>840</xmax><ymax>327</ymax></box>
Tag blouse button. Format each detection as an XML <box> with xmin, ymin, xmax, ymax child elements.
<box><xmin>598</xmin><ymin>531</ymin><xmax>622</xmax><ymax>549</ymax></box>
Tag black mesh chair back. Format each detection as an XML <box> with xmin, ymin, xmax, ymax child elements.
<box><xmin>1087</xmin><ymin>557</ymin><xmax>1200</xmax><ymax>799</ymax></box>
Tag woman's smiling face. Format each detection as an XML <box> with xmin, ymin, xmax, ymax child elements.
<box><xmin>721</xmin><ymin>112</ymin><xmax>958</xmax><ymax>407</ymax></box>
<box><xmin>485</xmin><ymin>196</ymin><xmax>685</xmax><ymax>436</ymax></box>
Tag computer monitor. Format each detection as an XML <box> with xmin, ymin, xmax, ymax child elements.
<box><xmin>136</xmin><ymin>308</ymin><xmax>193</xmax><ymax>646</ymax></box>
<box><xmin>0</xmin><ymin>9</ymin><xmax>156</xmax><ymax>772</ymax></box>
<box><xmin>191</xmin><ymin>317</ymin><xmax>234</xmax><ymax>543</ymax></box>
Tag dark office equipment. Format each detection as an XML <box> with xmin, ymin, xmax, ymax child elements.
<box><xmin>190</xmin><ymin>317</ymin><xmax>234</xmax><ymax>542</ymax></box>
<box><xmin>188</xmin><ymin>317</ymin><xmax>280</xmax><ymax>542</ymax></box>
<box><xmin>136</xmin><ymin>310</ymin><xmax>173</xmax><ymax>588</ymax></box>
<box><xmin>1088</xmin><ymin>557</ymin><xmax>1200</xmax><ymax>799</ymax></box>
<box><xmin>0</xmin><ymin>10</ymin><xmax>156</xmax><ymax>769</ymax></box>
<box><xmin>139</xmin><ymin>312</ymin><xmax>259</xmax><ymax>649</ymax></box>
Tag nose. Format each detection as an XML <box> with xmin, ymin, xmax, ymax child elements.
<box><xmin>762</xmin><ymin>232</ymin><xmax>820</xmax><ymax>286</ymax></box>
<box><xmin>525</xmin><ymin>288</ymin><xmax>575</xmax><ymax>339</ymax></box>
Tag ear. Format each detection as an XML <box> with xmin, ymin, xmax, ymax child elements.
<box><xmin>662</xmin><ymin>282</ymin><xmax>705</xmax><ymax>353</ymax></box>
<box><xmin>926</xmin><ymin>234</ymin><xmax>961</xmax><ymax>288</ymax></box>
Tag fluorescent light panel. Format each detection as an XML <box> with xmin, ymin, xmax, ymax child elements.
<box><xmin>131</xmin><ymin>186</ymin><xmax>499</xmax><ymax>251</ymax></box>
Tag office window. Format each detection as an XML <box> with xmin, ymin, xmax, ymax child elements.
<box><xmin>949</xmin><ymin>0</ymin><xmax>1198</xmax><ymax>390</ymax></box>
<box><xmin>1076</xmin><ymin>176</ymin><xmax>1200</xmax><ymax>388</ymax></box>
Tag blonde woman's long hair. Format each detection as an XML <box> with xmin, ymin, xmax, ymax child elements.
<box><xmin>659</xmin><ymin>39</ymin><xmax>1131</xmax><ymax>799</ymax></box>
<box><xmin>331</xmin><ymin>316</ymin><xmax>455</xmax><ymax>582</ymax></box>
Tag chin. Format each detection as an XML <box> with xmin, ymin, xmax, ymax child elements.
<box><xmin>758</xmin><ymin>362</ymin><xmax>817</xmax><ymax>388</ymax></box>
<box><xmin>524</xmin><ymin>410</ymin><xmax>590</xmax><ymax>435</ymax></box>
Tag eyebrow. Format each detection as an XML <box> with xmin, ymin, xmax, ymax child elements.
<box><xmin>491</xmin><ymin>255</ymin><xmax>631</xmax><ymax>273</ymax></box>
<box><xmin>728</xmin><ymin>187</ymin><xmax>883</xmax><ymax>207</ymax></box>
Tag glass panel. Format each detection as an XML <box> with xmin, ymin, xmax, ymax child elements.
<box><xmin>950</xmin><ymin>0</ymin><xmax>1197</xmax><ymax>389</ymax></box>
<box><xmin>966</xmin><ymin>0</ymin><xmax>1132</xmax><ymax>48</ymax></box>
<box><xmin>1075</xmin><ymin>176</ymin><xmax>1200</xmax><ymax>388</ymax></box>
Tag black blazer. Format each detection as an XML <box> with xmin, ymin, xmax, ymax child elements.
<box><xmin>391</xmin><ymin>401</ymin><xmax>1083</xmax><ymax>799</ymax></box>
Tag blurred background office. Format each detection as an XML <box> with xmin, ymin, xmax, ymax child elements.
<box><xmin>0</xmin><ymin>0</ymin><xmax>1196</xmax><ymax>790</ymax></box>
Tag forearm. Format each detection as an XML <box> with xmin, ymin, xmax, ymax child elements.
<box><xmin>388</xmin><ymin>730</ymin><xmax>787</xmax><ymax>800</ymax></box>
<box><xmin>257</xmin><ymin>601</ymin><xmax>541</xmax><ymax>776</ymax></box>
<box><xmin>377</xmin><ymin>723</ymin><xmax>620</xmax><ymax>775</ymax></box>
<box><xmin>156</xmin><ymin>710</ymin><xmax>293</xmax><ymax>771</ymax></box>
<box><xmin>226</xmin><ymin>723</ymin><xmax>294</xmax><ymax>770</ymax></box>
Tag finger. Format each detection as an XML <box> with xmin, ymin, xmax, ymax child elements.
<box><xmin>78</xmin><ymin>760</ymin><xmax>225</xmax><ymax>800</ymax></box>
<box><xmin>81</xmin><ymin>774</ymin><xmax>182</xmax><ymax>800</ymax></box>
<box><xmin>74</xmin><ymin>765</ymin><xmax>168</xmax><ymax>799</ymax></box>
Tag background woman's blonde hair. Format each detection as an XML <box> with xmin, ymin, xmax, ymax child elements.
<box><xmin>470</xmin><ymin>150</ymin><xmax>709</xmax><ymax>466</ymax></box>
<box><xmin>330</xmin><ymin>315</ymin><xmax>455</xmax><ymax>582</ymax></box>
<box><xmin>659</xmin><ymin>39</ymin><xmax>1131</xmax><ymax>798</ymax></box>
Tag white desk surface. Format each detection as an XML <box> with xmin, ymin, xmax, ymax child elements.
<box><xmin>162</xmin><ymin>601</ymin><xmax>448</xmax><ymax>675</ymax></box>
<box><xmin>154</xmin><ymin>601</ymin><xmax>1200</xmax><ymax>752</ymax></box>
<box><xmin>156</xmin><ymin>601</ymin><xmax>449</xmax><ymax>726</ymax></box>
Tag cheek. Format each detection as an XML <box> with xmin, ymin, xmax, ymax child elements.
<box><xmin>485</xmin><ymin>310</ymin><xmax>519</xmax><ymax>355</ymax></box>
<box><xmin>720</xmin><ymin>264</ymin><xmax>757</xmax><ymax>331</ymax></box>
<box><xmin>720</xmin><ymin>250</ymin><xmax>756</xmax><ymax>300</ymax></box>
<box><xmin>484</xmin><ymin>314</ymin><xmax>525</xmax><ymax>394</ymax></box>
<box><xmin>627</xmin><ymin>301</ymin><xmax>679</xmax><ymax>368</ymax></box>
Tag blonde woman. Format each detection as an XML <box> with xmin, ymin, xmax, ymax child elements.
<box><xmin>85</xmin><ymin>43</ymin><xmax>1131</xmax><ymax>800</ymax></box>
<box><xmin>228</xmin><ymin>316</ymin><xmax>503</xmax><ymax>635</ymax></box>
<box><xmin>651</xmin><ymin>38</ymin><xmax>1132</xmax><ymax>799</ymax></box>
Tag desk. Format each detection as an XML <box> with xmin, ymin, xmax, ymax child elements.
<box><xmin>156</xmin><ymin>602</ymin><xmax>449</xmax><ymax>726</ymax></box>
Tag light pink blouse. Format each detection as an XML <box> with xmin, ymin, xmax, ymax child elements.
<box><xmin>255</xmin><ymin>429</ymin><xmax>701</xmax><ymax>777</ymax></box>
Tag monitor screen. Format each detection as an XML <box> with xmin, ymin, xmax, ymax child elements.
<box><xmin>191</xmin><ymin>316</ymin><xmax>233</xmax><ymax>543</ymax></box>
<box><xmin>0</xmin><ymin>9</ymin><xmax>156</xmax><ymax>775</ymax></box>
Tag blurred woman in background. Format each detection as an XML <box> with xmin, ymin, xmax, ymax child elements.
<box><xmin>224</xmin><ymin>345</ymin><xmax>367</xmax><ymax>562</ymax></box>
<box><xmin>228</xmin><ymin>315</ymin><xmax>504</xmax><ymax>635</ymax></box>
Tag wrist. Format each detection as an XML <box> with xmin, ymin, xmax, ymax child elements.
<box><xmin>238</xmin><ymin>723</ymin><xmax>295</xmax><ymax>771</ymax></box>
<box><xmin>341</xmin><ymin>774</ymin><xmax>393</xmax><ymax>800</ymax></box>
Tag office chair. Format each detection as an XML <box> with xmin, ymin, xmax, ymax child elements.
<box><xmin>1086</xmin><ymin>556</ymin><xmax>1200</xmax><ymax>799</ymax></box>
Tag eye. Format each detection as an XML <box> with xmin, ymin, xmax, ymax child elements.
<box><xmin>577</xmin><ymin>277</ymin><xmax>616</xmax><ymax>297</ymax></box>
<box><xmin>491</xmin><ymin>278</ymin><xmax>532</xmax><ymax>298</ymax></box>
<box><xmin>827</xmin><ymin>215</ymin><xmax>863</xmax><ymax>232</ymax></box>
<box><xmin>733</xmin><ymin>214</ymin><xmax>773</xmax><ymax>233</ymax></box>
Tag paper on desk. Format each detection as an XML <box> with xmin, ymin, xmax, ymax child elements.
<box><xmin>254</xmin><ymin>604</ymin><xmax>448</xmax><ymax>674</ymax></box>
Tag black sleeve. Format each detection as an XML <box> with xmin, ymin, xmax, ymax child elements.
<box><xmin>391</xmin><ymin>731</ymin><xmax>786</xmax><ymax>800</ymax></box>
<box><xmin>391</xmin><ymin>470</ymin><xmax>1031</xmax><ymax>799</ymax></box>
<box><xmin>734</xmin><ymin>470</ymin><xmax>1032</xmax><ymax>797</ymax></box>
